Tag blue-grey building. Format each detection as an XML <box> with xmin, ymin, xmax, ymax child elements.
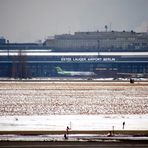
<box><xmin>0</xmin><ymin>50</ymin><xmax>148</xmax><ymax>78</ymax></box>
<box><xmin>0</xmin><ymin>31</ymin><xmax>148</xmax><ymax>79</ymax></box>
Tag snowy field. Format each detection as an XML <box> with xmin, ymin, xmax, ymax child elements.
<box><xmin>0</xmin><ymin>81</ymin><xmax>148</xmax><ymax>115</ymax></box>
<box><xmin>0</xmin><ymin>115</ymin><xmax>148</xmax><ymax>131</ymax></box>
<box><xmin>0</xmin><ymin>81</ymin><xmax>148</xmax><ymax>141</ymax></box>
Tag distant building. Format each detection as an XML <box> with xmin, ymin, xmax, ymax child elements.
<box><xmin>0</xmin><ymin>37</ymin><xmax>6</xmax><ymax>44</ymax></box>
<box><xmin>44</xmin><ymin>31</ymin><xmax>148</xmax><ymax>51</ymax></box>
<box><xmin>0</xmin><ymin>38</ymin><xmax>49</xmax><ymax>50</ymax></box>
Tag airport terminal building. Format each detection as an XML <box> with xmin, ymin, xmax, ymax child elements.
<box><xmin>0</xmin><ymin>31</ymin><xmax>148</xmax><ymax>79</ymax></box>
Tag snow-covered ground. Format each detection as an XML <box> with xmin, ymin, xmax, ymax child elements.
<box><xmin>0</xmin><ymin>115</ymin><xmax>148</xmax><ymax>131</ymax></box>
<box><xmin>0</xmin><ymin>82</ymin><xmax>148</xmax><ymax>141</ymax></box>
<box><xmin>0</xmin><ymin>82</ymin><xmax>148</xmax><ymax>115</ymax></box>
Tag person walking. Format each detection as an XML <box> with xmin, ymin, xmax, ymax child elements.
<box><xmin>66</xmin><ymin>126</ymin><xmax>70</xmax><ymax>134</ymax></box>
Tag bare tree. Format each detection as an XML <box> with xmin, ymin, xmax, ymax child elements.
<box><xmin>11</xmin><ymin>50</ymin><xmax>30</xmax><ymax>79</ymax></box>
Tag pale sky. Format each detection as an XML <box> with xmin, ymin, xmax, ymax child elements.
<box><xmin>0</xmin><ymin>0</ymin><xmax>148</xmax><ymax>42</ymax></box>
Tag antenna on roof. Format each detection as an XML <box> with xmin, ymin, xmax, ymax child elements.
<box><xmin>110</xmin><ymin>23</ymin><xmax>112</xmax><ymax>32</ymax></box>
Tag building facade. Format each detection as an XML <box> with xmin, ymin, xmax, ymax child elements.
<box><xmin>44</xmin><ymin>31</ymin><xmax>148</xmax><ymax>51</ymax></box>
<box><xmin>0</xmin><ymin>50</ymin><xmax>148</xmax><ymax>78</ymax></box>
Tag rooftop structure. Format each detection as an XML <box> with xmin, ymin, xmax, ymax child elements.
<box><xmin>44</xmin><ymin>31</ymin><xmax>148</xmax><ymax>51</ymax></box>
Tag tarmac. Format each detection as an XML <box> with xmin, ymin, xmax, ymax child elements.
<box><xmin>0</xmin><ymin>140</ymin><xmax>148</xmax><ymax>148</ymax></box>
